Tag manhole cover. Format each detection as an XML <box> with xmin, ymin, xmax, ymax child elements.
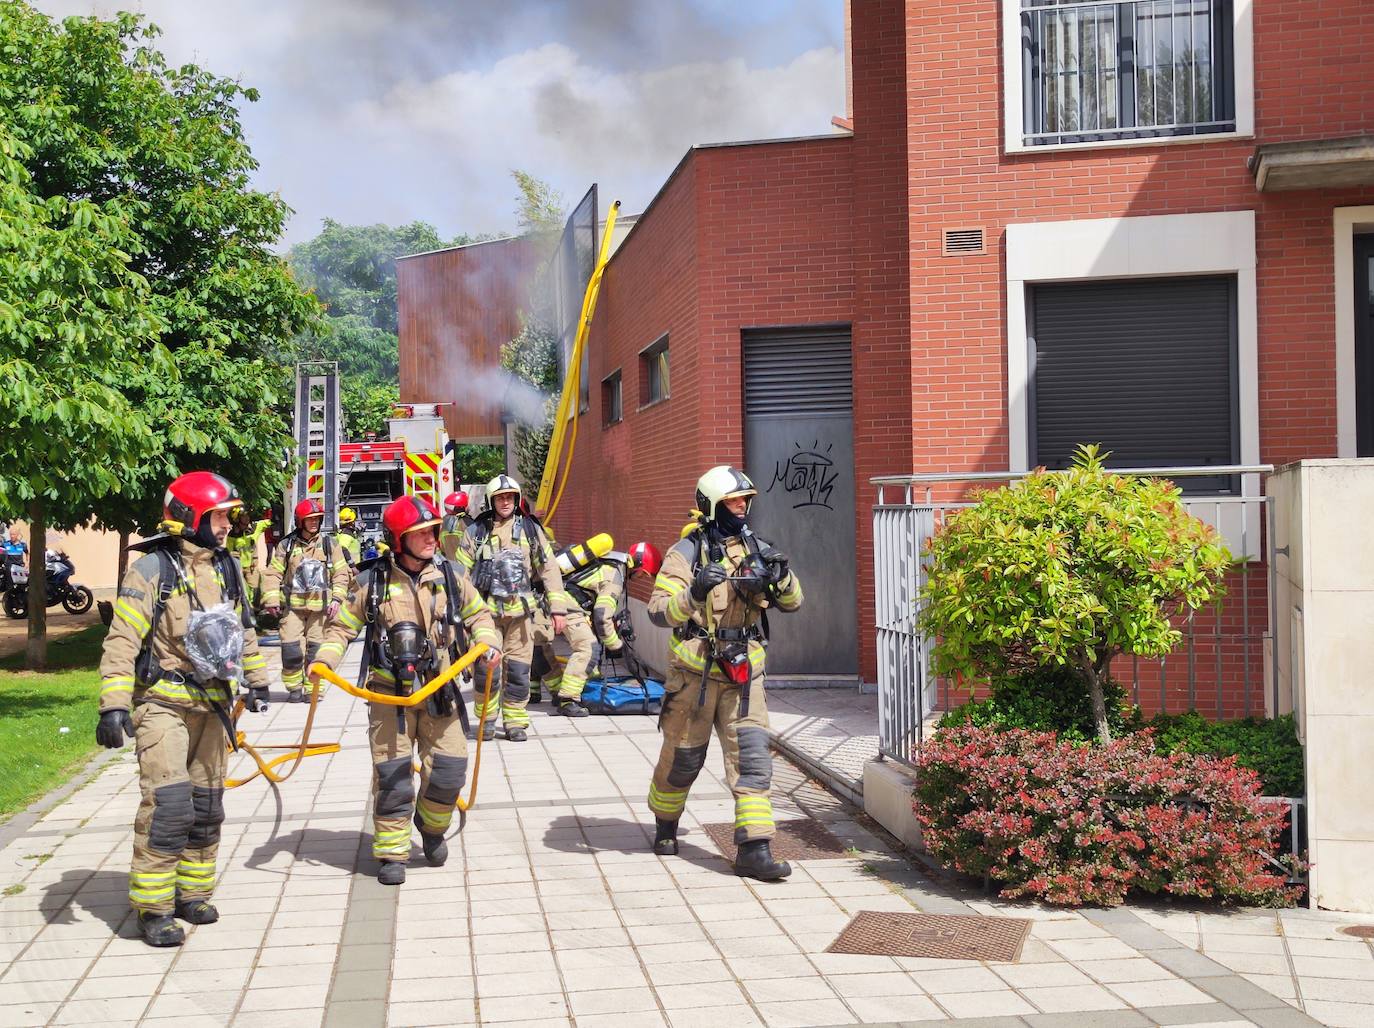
<box><xmin>701</xmin><ymin>818</ymin><xmax>850</xmax><ymax>861</ymax></box>
<box><xmin>826</xmin><ymin>910</ymin><xmax>1032</xmax><ymax>962</ymax></box>
<box><xmin>1340</xmin><ymin>925</ymin><xmax>1374</xmax><ymax>939</ymax></box>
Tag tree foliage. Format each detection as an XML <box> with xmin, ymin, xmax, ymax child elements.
<box><xmin>0</xmin><ymin>2</ymin><xmax>318</xmax><ymax>664</ymax></box>
<box><xmin>288</xmin><ymin>219</ymin><xmax>484</xmax><ymax>438</ymax></box>
<box><xmin>922</xmin><ymin>445</ymin><xmax>1233</xmax><ymax>743</ymax></box>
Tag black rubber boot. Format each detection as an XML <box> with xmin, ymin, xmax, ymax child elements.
<box><xmin>529</xmin><ymin>687</ymin><xmax>543</xmax><ymax>705</ymax></box>
<box><xmin>414</xmin><ymin>812</ymin><xmax>449</xmax><ymax>867</ymax></box>
<box><xmin>506</xmin><ymin>725</ymin><xmax>528</xmax><ymax>742</ymax></box>
<box><xmin>480</xmin><ymin>721</ymin><xmax>496</xmax><ymax>742</ymax></box>
<box><xmin>138</xmin><ymin>911</ymin><xmax>186</xmax><ymax>947</ymax></box>
<box><xmin>174</xmin><ymin>899</ymin><xmax>219</xmax><ymax>925</ymax></box>
<box><xmin>378</xmin><ymin>862</ymin><xmax>406</xmax><ymax>886</ymax></box>
<box><xmin>653</xmin><ymin>818</ymin><xmax>679</xmax><ymax>856</ymax></box>
<box><xmin>555</xmin><ymin>698</ymin><xmax>589</xmax><ymax>718</ymax></box>
<box><xmin>733</xmin><ymin>839</ymin><xmax>792</xmax><ymax>881</ymax></box>
<box><xmin>287</xmin><ymin>689</ymin><xmax>305</xmax><ymax>704</ymax></box>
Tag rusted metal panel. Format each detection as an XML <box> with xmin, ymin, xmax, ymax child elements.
<box><xmin>397</xmin><ymin>237</ymin><xmax>539</xmax><ymax>444</ymax></box>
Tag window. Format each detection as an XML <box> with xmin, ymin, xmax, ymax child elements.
<box><xmin>639</xmin><ymin>335</ymin><xmax>669</xmax><ymax>407</ymax></box>
<box><xmin>1017</xmin><ymin>0</ymin><xmax>1236</xmax><ymax>148</ymax></box>
<box><xmin>602</xmin><ymin>370</ymin><xmax>623</xmax><ymax>427</ymax></box>
<box><xmin>1029</xmin><ymin>275</ymin><xmax>1238</xmax><ymax>491</ymax></box>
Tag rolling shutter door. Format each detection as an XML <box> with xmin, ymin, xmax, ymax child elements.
<box><xmin>743</xmin><ymin>327</ymin><xmax>853</xmax><ymax>417</ymax></box>
<box><xmin>1030</xmin><ymin>276</ymin><xmax>1237</xmax><ymax>482</ymax></box>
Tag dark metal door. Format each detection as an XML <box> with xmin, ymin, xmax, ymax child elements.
<box><xmin>743</xmin><ymin>326</ymin><xmax>857</xmax><ymax>677</ymax></box>
<box><xmin>1356</xmin><ymin>235</ymin><xmax>1374</xmax><ymax>457</ymax></box>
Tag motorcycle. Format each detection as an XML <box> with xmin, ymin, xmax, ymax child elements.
<box><xmin>2</xmin><ymin>550</ymin><xmax>94</xmax><ymax>619</ymax></box>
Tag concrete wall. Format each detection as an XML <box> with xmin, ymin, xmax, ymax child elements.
<box><xmin>1269</xmin><ymin>459</ymin><xmax>1374</xmax><ymax>912</ymax></box>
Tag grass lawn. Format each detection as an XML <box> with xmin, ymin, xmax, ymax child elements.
<box><xmin>0</xmin><ymin>624</ymin><xmax>110</xmax><ymax>821</ymax></box>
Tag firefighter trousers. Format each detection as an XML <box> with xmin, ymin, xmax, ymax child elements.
<box><xmin>280</xmin><ymin>608</ymin><xmax>327</xmax><ymax>694</ymax></box>
<box><xmin>367</xmin><ymin>701</ymin><xmax>468</xmax><ymax>862</ymax></box>
<box><xmin>475</xmin><ymin>614</ymin><xmax>533</xmax><ymax>728</ymax></box>
<box><xmin>129</xmin><ymin>704</ymin><xmax>227</xmax><ymax>914</ymax></box>
<box><xmin>648</xmin><ymin>669</ymin><xmax>776</xmax><ymax>844</ymax></box>
<box><xmin>532</xmin><ymin>608</ymin><xmax>597</xmax><ymax>701</ymax></box>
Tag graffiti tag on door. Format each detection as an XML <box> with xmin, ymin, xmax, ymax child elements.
<box><xmin>769</xmin><ymin>440</ymin><xmax>839</xmax><ymax>510</ymax></box>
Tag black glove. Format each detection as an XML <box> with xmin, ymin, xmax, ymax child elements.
<box><xmin>247</xmin><ymin>687</ymin><xmax>270</xmax><ymax>713</ymax></box>
<box><xmin>690</xmin><ymin>562</ymin><xmax>727</xmax><ymax>602</ymax></box>
<box><xmin>759</xmin><ymin>546</ymin><xmax>790</xmax><ymax>583</ymax></box>
<box><xmin>96</xmin><ymin>709</ymin><xmax>133</xmax><ymax>749</ymax></box>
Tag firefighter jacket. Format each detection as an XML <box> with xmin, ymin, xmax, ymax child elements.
<box><xmin>567</xmin><ymin>560</ymin><xmax>629</xmax><ymax>651</ymax></box>
<box><xmin>260</xmin><ymin>531</ymin><xmax>350</xmax><ymax>612</ymax></box>
<box><xmin>313</xmin><ymin>557</ymin><xmax>501</xmax><ymax>693</ymax></box>
<box><xmin>99</xmin><ymin>540</ymin><xmax>271</xmax><ymax>714</ymax></box>
<box><xmin>455</xmin><ymin>513</ymin><xmax>570</xmax><ymax>619</ymax></box>
<box><xmin>648</xmin><ymin>530</ymin><xmax>804</xmax><ymax>684</ymax></box>
<box><xmin>440</xmin><ymin>513</ymin><xmax>470</xmax><ymax>562</ymax></box>
<box><xmin>338</xmin><ymin>531</ymin><xmax>361</xmax><ymax>568</ymax></box>
<box><xmin>226</xmin><ymin>519</ymin><xmax>269</xmax><ymax>575</ymax></box>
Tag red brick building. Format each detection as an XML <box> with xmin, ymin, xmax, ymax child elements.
<box><xmin>405</xmin><ymin>0</ymin><xmax>1374</xmax><ymax>693</ymax></box>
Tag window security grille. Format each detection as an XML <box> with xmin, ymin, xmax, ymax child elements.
<box><xmin>942</xmin><ymin>227</ymin><xmax>987</xmax><ymax>256</ymax></box>
<box><xmin>1020</xmin><ymin>0</ymin><xmax>1235</xmax><ymax>147</ymax></box>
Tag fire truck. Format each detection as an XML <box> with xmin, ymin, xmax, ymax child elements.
<box><xmin>288</xmin><ymin>362</ymin><xmax>455</xmax><ymax>541</ymax></box>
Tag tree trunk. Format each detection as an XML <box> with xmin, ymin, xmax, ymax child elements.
<box><xmin>26</xmin><ymin>498</ymin><xmax>47</xmax><ymax>670</ymax></box>
<box><xmin>117</xmin><ymin>531</ymin><xmax>130</xmax><ymax>584</ymax></box>
<box><xmin>1079</xmin><ymin>656</ymin><xmax>1112</xmax><ymax>744</ymax></box>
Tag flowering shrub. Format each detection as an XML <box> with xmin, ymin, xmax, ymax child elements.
<box><xmin>913</xmin><ymin>724</ymin><xmax>1301</xmax><ymax>907</ymax></box>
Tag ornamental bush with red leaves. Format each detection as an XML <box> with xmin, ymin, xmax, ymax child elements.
<box><xmin>913</xmin><ymin>724</ymin><xmax>1302</xmax><ymax>907</ymax></box>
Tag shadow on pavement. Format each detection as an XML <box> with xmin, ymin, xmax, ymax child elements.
<box><xmin>540</xmin><ymin>814</ymin><xmax>734</xmax><ymax>875</ymax></box>
<box><xmin>244</xmin><ymin>827</ymin><xmax>366</xmax><ymax>875</ymax></box>
<box><xmin>41</xmin><ymin>869</ymin><xmax>134</xmax><ymax>934</ymax></box>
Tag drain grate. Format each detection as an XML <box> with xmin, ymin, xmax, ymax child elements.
<box><xmin>701</xmin><ymin>818</ymin><xmax>850</xmax><ymax>861</ymax></box>
<box><xmin>1340</xmin><ymin>925</ymin><xmax>1374</xmax><ymax>939</ymax></box>
<box><xmin>826</xmin><ymin>910</ymin><xmax>1033</xmax><ymax>962</ymax></box>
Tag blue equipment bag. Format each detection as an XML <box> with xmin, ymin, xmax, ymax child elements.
<box><xmin>581</xmin><ymin>675</ymin><xmax>665</xmax><ymax>715</ymax></box>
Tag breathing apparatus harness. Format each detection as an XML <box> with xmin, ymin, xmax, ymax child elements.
<box><xmin>680</xmin><ymin>519</ymin><xmax>788</xmax><ymax>717</ymax></box>
<box><xmin>357</xmin><ymin>553</ymin><xmax>472</xmax><ymax>736</ymax></box>
<box><xmin>133</xmin><ymin>538</ymin><xmax>254</xmax><ymax>747</ymax></box>
<box><xmin>278</xmin><ymin>530</ymin><xmax>336</xmax><ymax>611</ymax></box>
<box><xmin>468</xmin><ymin>510</ymin><xmax>549</xmax><ymax>617</ymax></box>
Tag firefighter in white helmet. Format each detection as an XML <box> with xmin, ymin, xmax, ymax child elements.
<box><xmin>454</xmin><ymin>475</ymin><xmax>571</xmax><ymax>741</ymax></box>
<box><xmin>646</xmin><ymin>466</ymin><xmax>803</xmax><ymax>881</ymax></box>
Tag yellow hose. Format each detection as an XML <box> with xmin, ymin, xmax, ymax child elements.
<box><xmin>225</xmin><ymin>674</ymin><xmax>341</xmax><ymax>788</ymax></box>
<box><xmin>307</xmin><ymin>643</ymin><xmax>488</xmax><ymax>706</ymax></box>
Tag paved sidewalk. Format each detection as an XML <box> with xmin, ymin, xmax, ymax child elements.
<box><xmin>0</xmin><ymin>650</ymin><xmax>1370</xmax><ymax>1027</ymax></box>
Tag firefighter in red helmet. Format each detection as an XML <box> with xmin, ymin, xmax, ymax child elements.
<box><xmin>311</xmin><ymin>495</ymin><xmax>501</xmax><ymax>886</ymax></box>
<box><xmin>439</xmin><ymin>491</ymin><xmax>470</xmax><ymax>562</ymax></box>
<box><xmin>260</xmin><ymin>498</ymin><xmax>350</xmax><ymax>701</ymax></box>
<box><xmin>97</xmin><ymin>472</ymin><xmax>273</xmax><ymax>946</ymax></box>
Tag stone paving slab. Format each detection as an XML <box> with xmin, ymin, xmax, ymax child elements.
<box><xmin>0</xmin><ymin>649</ymin><xmax>1369</xmax><ymax>1026</ymax></box>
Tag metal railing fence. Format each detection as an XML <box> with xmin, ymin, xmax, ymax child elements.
<box><xmin>873</xmin><ymin>465</ymin><xmax>1276</xmax><ymax>770</ymax></box>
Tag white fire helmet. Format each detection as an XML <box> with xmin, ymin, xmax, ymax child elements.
<box><xmin>695</xmin><ymin>466</ymin><xmax>757</xmax><ymax>521</ymax></box>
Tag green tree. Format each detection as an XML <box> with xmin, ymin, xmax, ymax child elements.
<box><xmin>921</xmin><ymin>445</ymin><xmax>1233</xmax><ymax>744</ymax></box>
<box><xmin>0</xmin><ymin>3</ymin><xmax>318</xmax><ymax>665</ymax></box>
<box><xmin>289</xmin><ymin>220</ymin><xmax>486</xmax><ymax>438</ymax></box>
<box><xmin>502</xmin><ymin>170</ymin><xmax>566</xmax><ymax>486</ymax></box>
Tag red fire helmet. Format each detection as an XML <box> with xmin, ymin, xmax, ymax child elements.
<box><xmin>383</xmin><ymin>495</ymin><xmax>442</xmax><ymax>547</ymax></box>
<box><xmin>443</xmin><ymin>491</ymin><xmax>469</xmax><ymax>514</ymax></box>
<box><xmin>164</xmin><ymin>472</ymin><xmax>242</xmax><ymax>535</ymax></box>
<box><xmin>627</xmin><ymin>541</ymin><xmax>662</xmax><ymax>577</ymax></box>
<box><xmin>294</xmin><ymin>499</ymin><xmax>325</xmax><ymax>522</ymax></box>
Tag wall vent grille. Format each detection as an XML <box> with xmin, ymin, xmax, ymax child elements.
<box><xmin>942</xmin><ymin>226</ymin><xmax>986</xmax><ymax>256</ymax></box>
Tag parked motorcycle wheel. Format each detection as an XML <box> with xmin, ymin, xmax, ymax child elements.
<box><xmin>4</xmin><ymin>592</ymin><xmax>26</xmax><ymax>619</ymax></box>
<box><xmin>62</xmin><ymin>586</ymin><xmax>94</xmax><ymax>615</ymax></box>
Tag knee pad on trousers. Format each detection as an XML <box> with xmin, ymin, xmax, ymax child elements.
<box><xmin>423</xmin><ymin>754</ymin><xmax>469</xmax><ymax>807</ymax></box>
<box><xmin>735</xmin><ymin>728</ymin><xmax>773</xmax><ymax>791</ymax></box>
<box><xmin>530</xmin><ymin>649</ymin><xmax>551</xmax><ymax>682</ymax></box>
<box><xmin>667</xmin><ymin>744</ymin><xmax>709</xmax><ymax>789</ymax></box>
<box><xmin>187</xmin><ymin>785</ymin><xmax>225</xmax><ymax>848</ymax></box>
<box><xmin>281</xmin><ymin>640</ymin><xmax>304</xmax><ymax>672</ymax></box>
<box><xmin>305</xmin><ymin>641</ymin><xmax>321</xmax><ymax>665</ymax></box>
<box><xmin>503</xmin><ymin>662</ymin><xmax>531</xmax><ymax>704</ymax></box>
<box><xmin>374</xmin><ymin>757</ymin><xmax>414</xmax><ymax>818</ymax></box>
<box><xmin>148</xmin><ymin>781</ymin><xmax>195</xmax><ymax>854</ymax></box>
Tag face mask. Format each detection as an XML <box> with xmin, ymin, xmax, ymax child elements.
<box><xmin>185</xmin><ymin>603</ymin><xmax>245</xmax><ymax>682</ymax></box>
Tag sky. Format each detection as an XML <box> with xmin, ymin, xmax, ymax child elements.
<box><xmin>33</xmin><ymin>0</ymin><xmax>847</xmax><ymax>249</ymax></box>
